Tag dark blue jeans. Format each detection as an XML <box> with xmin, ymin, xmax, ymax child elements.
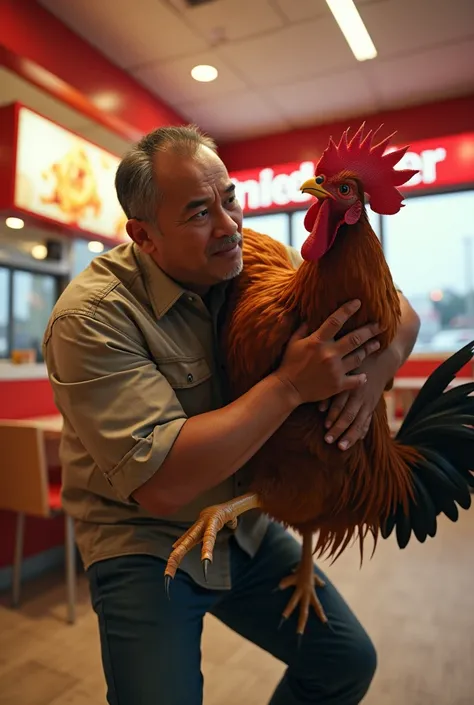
<box><xmin>87</xmin><ymin>522</ymin><xmax>376</xmax><ymax>705</ymax></box>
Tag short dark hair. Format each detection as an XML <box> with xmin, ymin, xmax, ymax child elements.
<box><xmin>115</xmin><ymin>124</ymin><xmax>218</xmax><ymax>222</ymax></box>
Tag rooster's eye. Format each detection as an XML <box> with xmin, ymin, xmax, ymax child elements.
<box><xmin>339</xmin><ymin>184</ymin><xmax>350</xmax><ymax>195</ymax></box>
<box><xmin>315</xmin><ymin>175</ymin><xmax>325</xmax><ymax>185</ymax></box>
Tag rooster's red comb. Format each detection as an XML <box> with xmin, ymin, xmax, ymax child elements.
<box><xmin>316</xmin><ymin>124</ymin><xmax>418</xmax><ymax>215</ymax></box>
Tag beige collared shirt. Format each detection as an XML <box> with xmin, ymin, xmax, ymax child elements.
<box><xmin>43</xmin><ymin>233</ymin><xmax>302</xmax><ymax>589</ymax></box>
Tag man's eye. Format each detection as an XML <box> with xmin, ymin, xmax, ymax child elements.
<box><xmin>192</xmin><ymin>209</ymin><xmax>208</xmax><ymax>220</ymax></box>
<box><xmin>226</xmin><ymin>195</ymin><xmax>236</xmax><ymax>205</ymax></box>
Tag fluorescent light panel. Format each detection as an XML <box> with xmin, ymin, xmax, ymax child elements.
<box><xmin>326</xmin><ymin>0</ymin><xmax>377</xmax><ymax>62</ymax></box>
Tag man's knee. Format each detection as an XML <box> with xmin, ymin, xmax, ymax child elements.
<box><xmin>343</xmin><ymin>629</ymin><xmax>377</xmax><ymax>694</ymax></box>
<box><xmin>294</xmin><ymin>628</ymin><xmax>377</xmax><ymax>703</ymax></box>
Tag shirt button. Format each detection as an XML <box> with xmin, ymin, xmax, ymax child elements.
<box><xmin>188</xmin><ymin>296</ymin><xmax>194</xmax><ymax>302</ymax></box>
<box><xmin>187</xmin><ymin>373</ymin><xmax>194</xmax><ymax>383</ymax></box>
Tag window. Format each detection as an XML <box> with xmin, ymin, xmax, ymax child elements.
<box><xmin>383</xmin><ymin>190</ymin><xmax>474</xmax><ymax>352</ymax></box>
<box><xmin>0</xmin><ymin>267</ymin><xmax>9</xmax><ymax>359</ymax></box>
<box><xmin>71</xmin><ymin>239</ymin><xmax>111</xmax><ymax>278</ymax></box>
<box><xmin>243</xmin><ymin>213</ymin><xmax>290</xmax><ymax>246</ymax></box>
<box><xmin>11</xmin><ymin>270</ymin><xmax>58</xmax><ymax>362</ymax></box>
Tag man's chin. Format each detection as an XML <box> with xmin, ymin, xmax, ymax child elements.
<box><xmin>222</xmin><ymin>258</ymin><xmax>243</xmax><ymax>281</ymax></box>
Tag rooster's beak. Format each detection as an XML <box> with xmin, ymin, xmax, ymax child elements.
<box><xmin>300</xmin><ymin>177</ymin><xmax>334</xmax><ymax>200</ymax></box>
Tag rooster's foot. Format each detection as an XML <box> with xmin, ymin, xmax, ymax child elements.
<box><xmin>278</xmin><ymin>532</ymin><xmax>327</xmax><ymax>635</ymax></box>
<box><xmin>164</xmin><ymin>492</ymin><xmax>261</xmax><ymax>593</ymax></box>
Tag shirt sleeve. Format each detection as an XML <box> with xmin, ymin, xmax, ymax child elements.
<box><xmin>43</xmin><ymin>313</ymin><xmax>187</xmax><ymax>502</ymax></box>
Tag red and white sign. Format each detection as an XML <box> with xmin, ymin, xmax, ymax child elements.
<box><xmin>13</xmin><ymin>106</ymin><xmax>128</xmax><ymax>242</ymax></box>
<box><xmin>230</xmin><ymin>132</ymin><xmax>474</xmax><ymax>214</ymax></box>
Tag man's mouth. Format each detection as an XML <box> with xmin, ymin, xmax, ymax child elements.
<box><xmin>211</xmin><ymin>237</ymin><xmax>242</xmax><ymax>255</ymax></box>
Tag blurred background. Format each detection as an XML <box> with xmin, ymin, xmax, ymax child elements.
<box><xmin>0</xmin><ymin>1</ymin><xmax>473</xmax><ymax>704</ymax></box>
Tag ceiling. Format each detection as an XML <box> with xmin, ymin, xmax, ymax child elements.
<box><xmin>35</xmin><ymin>0</ymin><xmax>474</xmax><ymax>142</ymax></box>
<box><xmin>0</xmin><ymin>67</ymin><xmax>132</xmax><ymax>157</ymax></box>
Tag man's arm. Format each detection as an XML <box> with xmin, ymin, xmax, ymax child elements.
<box><xmin>44</xmin><ymin>314</ymin><xmax>299</xmax><ymax>518</ymax></box>
<box><xmin>390</xmin><ymin>290</ymin><xmax>421</xmax><ymax>368</ymax></box>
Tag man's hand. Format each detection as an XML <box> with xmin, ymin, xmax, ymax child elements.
<box><xmin>319</xmin><ymin>345</ymin><xmax>401</xmax><ymax>451</ymax></box>
<box><xmin>320</xmin><ymin>291</ymin><xmax>420</xmax><ymax>451</ymax></box>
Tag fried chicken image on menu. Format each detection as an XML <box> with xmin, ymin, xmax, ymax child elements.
<box><xmin>41</xmin><ymin>146</ymin><xmax>102</xmax><ymax>223</ymax></box>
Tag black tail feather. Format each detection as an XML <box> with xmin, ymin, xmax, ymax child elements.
<box><xmin>382</xmin><ymin>341</ymin><xmax>474</xmax><ymax>548</ymax></box>
<box><xmin>398</xmin><ymin>340</ymin><xmax>474</xmax><ymax>431</ymax></box>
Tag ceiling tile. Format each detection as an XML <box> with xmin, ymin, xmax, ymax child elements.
<box><xmin>361</xmin><ymin>0</ymin><xmax>474</xmax><ymax>59</ymax></box>
<box><xmin>215</xmin><ymin>15</ymin><xmax>356</xmax><ymax>87</ymax></box>
<box><xmin>132</xmin><ymin>52</ymin><xmax>249</xmax><ymax>107</ymax></box>
<box><xmin>180</xmin><ymin>0</ymin><xmax>285</xmax><ymax>42</ymax></box>
<box><xmin>177</xmin><ymin>91</ymin><xmax>291</xmax><ymax>140</ymax></box>
<box><xmin>363</xmin><ymin>37</ymin><xmax>474</xmax><ymax>108</ymax></box>
<box><xmin>263</xmin><ymin>69</ymin><xmax>380</xmax><ymax>127</ymax></box>
<box><xmin>39</xmin><ymin>0</ymin><xmax>208</xmax><ymax>69</ymax></box>
<box><xmin>272</xmin><ymin>0</ymin><xmax>327</xmax><ymax>23</ymax></box>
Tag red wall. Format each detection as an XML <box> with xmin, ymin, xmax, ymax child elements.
<box><xmin>219</xmin><ymin>94</ymin><xmax>474</xmax><ymax>171</ymax></box>
<box><xmin>0</xmin><ymin>379</ymin><xmax>57</xmax><ymax>420</ymax></box>
<box><xmin>0</xmin><ymin>378</ymin><xmax>62</xmax><ymax>570</ymax></box>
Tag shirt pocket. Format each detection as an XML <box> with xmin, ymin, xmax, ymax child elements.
<box><xmin>157</xmin><ymin>356</ymin><xmax>214</xmax><ymax>416</ymax></box>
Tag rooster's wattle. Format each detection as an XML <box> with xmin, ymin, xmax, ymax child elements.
<box><xmin>165</xmin><ymin>125</ymin><xmax>474</xmax><ymax>634</ymax></box>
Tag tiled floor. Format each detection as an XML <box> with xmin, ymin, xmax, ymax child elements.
<box><xmin>1</xmin><ymin>509</ymin><xmax>473</xmax><ymax>705</ymax></box>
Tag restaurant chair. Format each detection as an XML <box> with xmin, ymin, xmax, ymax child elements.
<box><xmin>0</xmin><ymin>421</ymin><xmax>76</xmax><ymax>624</ymax></box>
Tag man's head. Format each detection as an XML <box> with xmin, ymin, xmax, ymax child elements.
<box><xmin>115</xmin><ymin>125</ymin><xmax>243</xmax><ymax>294</ymax></box>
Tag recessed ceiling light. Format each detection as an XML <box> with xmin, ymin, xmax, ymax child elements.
<box><xmin>88</xmin><ymin>240</ymin><xmax>104</xmax><ymax>254</ymax></box>
<box><xmin>191</xmin><ymin>64</ymin><xmax>218</xmax><ymax>82</ymax></box>
<box><xmin>5</xmin><ymin>217</ymin><xmax>24</xmax><ymax>230</ymax></box>
<box><xmin>326</xmin><ymin>0</ymin><xmax>377</xmax><ymax>62</ymax></box>
<box><xmin>31</xmin><ymin>244</ymin><xmax>48</xmax><ymax>260</ymax></box>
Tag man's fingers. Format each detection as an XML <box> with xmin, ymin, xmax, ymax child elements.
<box><xmin>289</xmin><ymin>321</ymin><xmax>309</xmax><ymax>342</ymax></box>
<box><xmin>336</xmin><ymin>323</ymin><xmax>382</xmax><ymax>358</ymax></box>
<box><xmin>324</xmin><ymin>391</ymin><xmax>349</xmax><ymax>429</ymax></box>
<box><xmin>340</xmin><ymin>373</ymin><xmax>367</xmax><ymax>392</ymax></box>
<box><xmin>342</xmin><ymin>339</ymin><xmax>380</xmax><ymax>374</ymax></box>
<box><xmin>312</xmin><ymin>300</ymin><xmax>361</xmax><ymax>343</ymax></box>
<box><xmin>336</xmin><ymin>410</ymin><xmax>372</xmax><ymax>450</ymax></box>
<box><xmin>361</xmin><ymin>414</ymin><xmax>372</xmax><ymax>439</ymax></box>
<box><xmin>324</xmin><ymin>399</ymin><xmax>366</xmax><ymax>446</ymax></box>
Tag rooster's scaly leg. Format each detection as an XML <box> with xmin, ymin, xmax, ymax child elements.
<box><xmin>279</xmin><ymin>531</ymin><xmax>327</xmax><ymax>635</ymax></box>
<box><xmin>164</xmin><ymin>492</ymin><xmax>261</xmax><ymax>592</ymax></box>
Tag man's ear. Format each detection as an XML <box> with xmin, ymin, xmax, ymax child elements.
<box><xmin>126</xmin><ymin>219</ymin><xmax>156</xmax><ymax>254</ymax></box>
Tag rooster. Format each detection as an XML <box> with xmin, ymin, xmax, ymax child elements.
<box><xmin>165</xmin><ymin>125</ymin><xmax>474</xmax><ymax>634</ymax></box>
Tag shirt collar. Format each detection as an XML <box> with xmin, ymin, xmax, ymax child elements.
<box><xmin>134</xmin><ymin>244</ymin><xmax>230</xmax><ymax>320</ymax></box>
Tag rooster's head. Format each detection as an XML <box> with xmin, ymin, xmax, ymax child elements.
<box><xmin>299</xmin><ymin>124</ymin><xmax>419</xmax><ymax>262</ymax></box>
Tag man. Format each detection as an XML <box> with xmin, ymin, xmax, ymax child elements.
<box><xmin>43</xmin><ymin>125</ymin><xmax>420</xmax><ymax>705</ymax></box>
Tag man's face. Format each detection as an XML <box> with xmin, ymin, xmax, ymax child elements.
<box><xmin>128</xmin><ymin>146</ymin><xmax>243</xmax><ymax>294</ymax></box>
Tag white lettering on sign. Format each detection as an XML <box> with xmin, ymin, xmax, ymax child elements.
<box><xmin>385</xmin><ymin>147</ymin><xmax>447</xmax><ymax>187</ymax></box>
<box><xmin>232</xmin><ymin>147</ymin><xmax>448</xmax><ymax>212</ymax></box>
<box><xmin>233</xmin><ymin>161</ymin><xmax>315</xmax><ymax>211</ymax></box>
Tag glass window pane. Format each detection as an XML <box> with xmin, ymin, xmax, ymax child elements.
<box><xmin>367</xmin><ymin>207</ymin><xmax>381</xmax><ymax>239</ymax></box>
<box><xmin>12</xmin><ymin>271</ymin><xmax>57</xmax><ymax>362</ymax></box>
<box><xmin>290</xmin><ymin>210</ymin><xmax>308</xmax><ymax>253</ymax></box>
<box><xmin>383</xmin><ymin>191</ymin><xmax>474</xmax><ymax>353</ymax></box>
<box><xmin>71</xmin><ymin>238</ymin><xmax>111</xmax><ymax>278</ymax></box>
<box><xmin>0</xmin><ymin>267</ymin><xmax>9</xmax><ymax>358</ymax></box>
<box><xmin>243</xmin><ymin>213</ymin><xmax>290</xmax><ymax>246</ymax></box>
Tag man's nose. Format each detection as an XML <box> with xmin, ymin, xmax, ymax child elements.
<box><xmin>214</xmin><ymin>209</ymin><xmax>238</xmax><ymax>237</ymax></box>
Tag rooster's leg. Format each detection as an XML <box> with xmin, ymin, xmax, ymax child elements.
<box><xmin>164</xmin><ymin>492</ymin><xmax>261</xmax><ymax>591</ymax></box>
<box><xmin>278</xmin><ymin>530</ymin><xmax>327</xmax><ymax>635</ymax></box>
